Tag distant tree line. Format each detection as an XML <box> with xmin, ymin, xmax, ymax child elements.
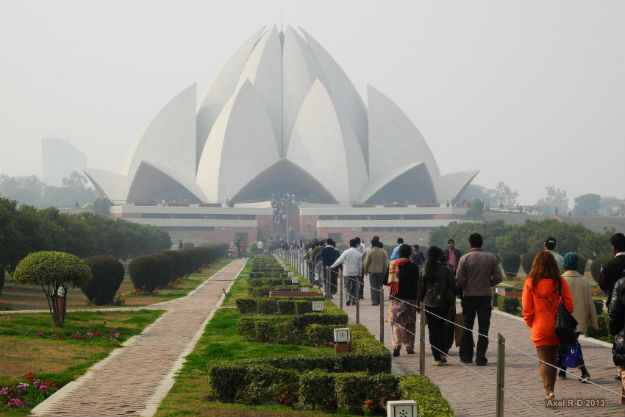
<box><xmin>430</xmin><ymin>218</ymin><xmax>613</xmax><ymax>260</ymax></box>
<box><xmin>0</xmin><ymin>171</ymin><xmax>96</xmax><ymax>208</ymax></box>
<box><xmin>0</xmin><ymin>196</ymin><xmax>171</xmax><ymax>292</ymax></box>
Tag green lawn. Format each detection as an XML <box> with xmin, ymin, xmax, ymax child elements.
<box><xmin>0</xmin><ymin>309</ymin><xmax>163</xmax><ymax>416</ymax></box>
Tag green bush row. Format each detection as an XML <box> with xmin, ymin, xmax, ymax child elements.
<box><xmin>207</xmin><ymin>364</ymin><xmax>451</xmax><ymax>416</ymax></box>
<box><xmin>235</xmin><ymin>297</ymin><xmax>324</xmax><ymax>315</ymax></box>
<box><xmin>129</xmin><ymin>244</ymin><xmax>226</xmax><ymax>292</ymax></box>
<box><xmin>81</xmin><ymin>255</ymin><xmax>124</xmax><ymax>305</ymax></box>
<box><xmin>248</xmin><ymin>284</ymin><xmax>301</xmax><ymax>298</ymax></box>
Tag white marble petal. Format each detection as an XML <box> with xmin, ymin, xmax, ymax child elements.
<box><xmin>196</xmin><ymin>28</ymin><xmax>265</xmax><ymax>165</ymax></box>
<box><xmin>196</xmin><ymin>80</ymin><xmax>280</xmax><ymax>202</ymax></box>
<box><xmin>287</xmin><ymin>80</ymin><xmax>367</xmax><ymax>202</ymax></box>
<box><xmin>121</xmin><ymin>84</ymin><xmax>197</xmax><ymax>197</ymax></box>
<box><xmin>83</xmin><ymin>169</ymin><xmax>126</xmax><ymax>202</ymax></box>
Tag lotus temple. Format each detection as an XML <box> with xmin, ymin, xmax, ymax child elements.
<box><xmin>85</xmin><ymin>25</ymin><xmax>478</xmax><ymax>244</ymax></box>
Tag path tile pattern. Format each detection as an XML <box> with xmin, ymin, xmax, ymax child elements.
<box><xmin>338</xmin><ymin>282</ymin><xmax>624</xmax><ymax>417</ymax></box>
<box><xmin>30</xmin><ymin>259</ymin><xmax>245</xmax><ymax>417</ymax></box>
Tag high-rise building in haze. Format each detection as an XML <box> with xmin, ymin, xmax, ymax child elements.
<box><xmin>41</xmin><ymin>137</ymin><xmax>87</xmax><ymax>186</ymax></box>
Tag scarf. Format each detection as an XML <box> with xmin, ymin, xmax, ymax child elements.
<box><xmin>386</xmin><ymin>258</ymin><xmax>411</xmax><ymax>296</ymax></box>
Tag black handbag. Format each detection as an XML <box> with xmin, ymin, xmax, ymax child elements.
<box><xmin>555</xmin><ymin>277</ymin><xmax>579</xmax><ymax>346</ymax></box>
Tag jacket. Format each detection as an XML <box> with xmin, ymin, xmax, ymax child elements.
<box><xmin>562</xmin><ymin>270</ymin><xmax>598</xmax><ymax>333</ymax></box>
<box><xmin>598</xmin><ymin>253</ymin><xmax>625</xmax><ymax>306</ymax></box>
<box><xmin>391</xmin><ymin>245</ymin><xmax>401</xmax><ymax>260</ymax></box>
<box><xmin>331</xmin><ymin>247</ymin><xmax>363</xmax><ymax>277</ymax></box>
<box><xmin>608</xmin><ymin>277</ymin><xmax>625</xmax><ymax>366</ymax></box>
<box><xmin>455</xmin><ymin>248</ymin><xmax>503</xmax><ymax>297</ymax></box>
<box><xmin>316</xmin><ymin>246</ymin><xmax>340</xmax><ymax>269</ymax></box>
<box><xmin>363</xmin><ymin>248</ymin><xmax>388</xmax><ymax>275</ymax></box>
<box><xmin>418</xmin><ymin>263</ymin><xmax>455</xmax><ymax>308</ymax></box>
<box><xmin>547</xmin><ymin>250</ymin><xmax>564</xmax><ymax>274</ymax></box>
<box><xmin>444</xmin><ymin>248</ymin><xmax>462</xmax><ymax>270</ymax></box>
<box><xmin>394</xmin><ymin>261</ymin><xmax>419</xmax><ymax>300</ymax></box>
<box><xmin>522</xmin><ymin>276</ymin><xmax>574</xmax><ymax>347</ymax></box>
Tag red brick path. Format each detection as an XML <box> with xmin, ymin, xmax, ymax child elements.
<box><xmin>30</xmin><ymin>259</ymin><xmax>245</xmax><ymax>417</ymax></box>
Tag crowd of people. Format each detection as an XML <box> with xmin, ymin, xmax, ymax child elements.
<box><xmin>295</xmin><ymin>231</ymin><xmax>625</xmax><ymax>406</ymax></box>
<box><xmin>271</xmin><ymin>192</ymin><xmax>299</xmax><ymax>224</ymax></box>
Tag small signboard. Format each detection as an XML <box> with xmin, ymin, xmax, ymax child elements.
<box><xmin>300</xmin><ymin>286</ymin><xmax>310</xmax><ymax>292</ymax></box>
<box><xmin>291</xmin><ymin>276</ymin><xmax>300</xmax><ymax>284</ymax></box>
<box><xmin>386</xmin><ymin>400</ymin><xmax>417</xmax><ymax>417</ymax></box>
<box><xmin>312</xmin><ymin>301</ymin><xmax>324</xmax><ymax>312</ymax></box>
<box><xmin>333</xmin><ymin>327</ymin><xmax>351</xmax><ymax>343</ymax></box>
<box><xmin>288</xmin><ymin>271</ymin><xmax>294</xmax><ymax>277</ymax></box>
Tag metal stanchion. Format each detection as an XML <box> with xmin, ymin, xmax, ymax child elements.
<box><xmin>496</xmin><ymin>333</ymin><xmax>505</xmax><ymax>417</ymax></box>
<box><xmin>419</xmin><ymin>303</ymin><xmax>426</xmax><ymax>375</ymax></box>
<box><xmin>355</xmin><ymin>278</ymin><xmax>360</xmax><ymax>324</ymax></box>
<box><xmin>379</xmin><ymin>285</ymin><xmax>384</xmax><ymax>344</ymax></box>
<box><xmin>339</xmin><ymin>271</ymin><xmax>344</xmax><ymax>309</ymax></box>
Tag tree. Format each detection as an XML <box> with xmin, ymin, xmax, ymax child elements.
<box><xmin>13</xmin><ymin>251</ymin><xmax>92</xmax><ymax>327</ymax></box>
<box><xmin>494</xmin><ymin>182</ymin><xmax>519</xmax><ymax>208</ymax></box>
<box><xmin>599</xmin><ymin>196</ymin><xmax>625</xmax><ymax>216</ymax></box>
<box><xmin>572</xmin><ymin>194</ymin><xmax>601</xmax><ymax>216</ymax></box>
<box><xmin>81</xmin><ymin>256</ymin><xmax>124</xmax><ymax>305</ymax></box>
<box><xmin>466</xmin><ymin>199</ymin><xmax>484</xmax><ymax>218</ymax></box>
<box><xmin>534</xmin><ymin>186</ymin><xmax>569</xmax><ymax>216</ymax></box>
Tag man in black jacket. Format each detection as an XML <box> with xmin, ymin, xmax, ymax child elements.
<box><xmin>599</xmin><ymin>233</ymin><xmax>625</xmax><ymax>306</ymax></box>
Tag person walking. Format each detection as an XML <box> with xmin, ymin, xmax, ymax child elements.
<box><xmin>410</xmin><ymin>244</ymin><xmax>425</xmax><ymax>268</ymax></box>
<box><xmin>455</xmin><ymin>233</ymin><xmax>503</xmax><ymax>365</ymax></box>
<box><xmin>257</xmin><ymin>240</ymin><xmax>264</xmax><ymax>254</ymax></box>
<box><xmin>544</xmin><ymin>236</ymin><xmax>564</xmax><ymax>274</ymax></box>
<box><xmin>557</xmin><ymin>252</ymin><xmax>598</xmax><ymax>382</ymax></box>
<box><xmin>355</xmin><ymin>237</ymin><xmax>367</xmax><ymax>300</ymax></box>
<box><xmin>386</xmin><ymin>244</ymin><xmax>419</xmax><ymax>357</ymax></box>
<box><xmin>608</xmin><ymin>274</ymin><xmax>625</xmax><ymax>405</ymax></box>
<box><xmin>330</xmin><ymin>239</ymin><xmax>363</xmax><ymax>306</ymax></box>
<box><xmin>391</xmin><ymin>238</ymin><xmax>404</xmax><ymax>260</ymax></box>
<box><xmin>364</xmin><ymin>239</ymin><xmax>388</xmax><ymax>306</ymax></box>
<box><xmin>444</xmin><ymin>239</ymin><xmax>462</xmax><ymax>273</ymax></box>
<box><xmin>316</xmin><ymin>239</ymin><xmax>340</xmax><ymax>295</ymax></box>
<box><xmin>522</xmin><ymin>251</ymin><xmax>574</xmax><ymax>400</ymax></box>
<box><xmin>599</xmin><ymin>233</ymin><xmax>625</xmax><ymax>308</ymax></box>
<box><xmin>418</xmin><ymin>246</ymin><xmax>456</xmax><ymax>365</ymax></box>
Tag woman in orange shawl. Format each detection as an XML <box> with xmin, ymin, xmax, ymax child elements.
<box><xmin>522</xmin><ymin>251</ymin><xmax>574</xmax><ymax>400</ymax></box>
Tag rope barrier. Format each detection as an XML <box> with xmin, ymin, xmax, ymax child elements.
<box><xmin>304</xmin><ymin>262</ymin><xmax>625</xmax><ymax>403</ymax></box>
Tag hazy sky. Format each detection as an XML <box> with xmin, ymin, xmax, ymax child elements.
<box><xmin>1</xmin><ymin>0</ymin><xmax>624</xmax><ymax>205</ymax></box>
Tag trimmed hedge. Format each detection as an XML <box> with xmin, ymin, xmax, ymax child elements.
<box><xmin>81</xmin><ymin>255</ymin><xmax>125</xmax><ymax>305</ymax></box>
<box><xmin>501</xmin><ymin>253</ymin><xmax>521</xmax><ymax>278</ymax></box>
<box><xmin>521</xmin><ymin>252</ymin><xmax>536</xmax><ymax>276</ymax></box>
<box><xmin>249</xmin><ymin>284</ymin><xmax>300</xmax><ymax>298</ymax></box>
<box><xmin>298</xmin><ymin>370</ymin><xmax>336</xmax><ymax>411</ymax></box>
<box><xmin>238</xmin><ymin>311</ymin><xmax>348</xmax><ymax>343</ymax></box>
<box><xmin>398</xmin><ymin>375</ymin><xmax>454</xmax><ymax>417</ymax></box>
<box><xmin>129</xmin><ymin>255</ymin><xmax>160</xmax><ymax>292</ymax></box>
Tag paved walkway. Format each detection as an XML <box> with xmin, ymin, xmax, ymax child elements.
<box><xmin>339</xmin><ymin>283</ymin><xmax>624</xmax><ymax>417</ymax></box>
<box><xmin>30</xmin><ymin>259</ymin><xmax>245</xmax><ymax>417</ymax></box>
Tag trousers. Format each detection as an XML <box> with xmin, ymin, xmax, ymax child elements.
<box><xmin>536</xmin><ymin>345</ymin><xmax>559</xmax><ymax>395</ymax></box>
<box><xmin>459</xmin><ymin>295</ymin><xmax>492</xmax><ymax>362</ymax></box>
<box><xmin>369</xmin><ymin>273</ymin><xmax>385</xmax><ymax>305</ymax></box>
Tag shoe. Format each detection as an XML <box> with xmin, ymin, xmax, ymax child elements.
<box><xmin>545</xmin><ymin>392</ymin><xmax>555</xmax><ymax>401</ymax></box>
<box><xmin>393</xmin><ymin>346</ymin><xmax>401</xmax><ymax>357</ymax></box>
<box><xmin>475</xmin><ymin>357</ymin><xmax>488</xmax><ymax>366</ymax></box>
<box><xmin>431</xmin><ymin>360</ymin><xmax>441</xmax><ymax>366</ymax></box>
<box><xmin>371</xmin><ymin>303</ymin><xmax>379</xmax><ymax>306</ymax></box>
<box><xmin>580</xmin><ymin>371</ymin><xmax>590</xmax><ymax>383</ymax></box>
<box><xmin>615</xmin><ymin>373</ymin><xmax>622</xmax><ymax>381</ymax></box>
<box><xmin>440</xmin><ymin>356</ymin><xmax>447</xmax><ymax>364</ymax></box>
<box><xmin>346</xmin><ymin>301</ymin><xmax>351</xmax><ymax>306</ymax></box>
<box><xmin>460</xmin><ymin>356</ymin><xmax>472</xmax><ymax>364</ymax></box>
<box><xmin>406</xmin><ymin>349</ymin><xmax>415</xmax><ymax>354</ymax></box>
<box><xmin>558</xmin><ymin>370</ymin><xmax>567</xmax><ymax>379</ymax></box>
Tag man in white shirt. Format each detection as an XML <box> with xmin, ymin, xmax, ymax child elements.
<box><xmin>331</xmin><ymin>238</ymin><xmax>363</xmax><ymax>306</ymax></box>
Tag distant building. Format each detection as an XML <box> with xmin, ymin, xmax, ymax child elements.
<box><xmin>41</xmin><ymin>138</ymin><xmax>87</xmax><ymax>186</ymax></box>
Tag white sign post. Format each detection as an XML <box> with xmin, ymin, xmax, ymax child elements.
<box><xmin>386</xmin><ymin>400</ymin><xmax>417</xmax><ymax>417</ymax></box>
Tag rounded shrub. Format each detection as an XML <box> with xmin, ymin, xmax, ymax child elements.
<box><xmin>501</xmin><ymin>253</ymin><xmax>521</xmax><ymax>278</ymax></box>
<box><xmin>81</xmin><ymin>255</ymin><xmax>124</xmax><ymax>305</ymax></box>
<box><xmin>14</xmin><ymin>251</ymin><xmax>92</xmax><ymax>327</ymax></box>
<box><xmin>521</xmin><ymin>252</ymin><xmax>536</xmax><ymax>276</ymax></box>
<box><xmin>153</xmin><ymin>253</ymin><xmax>175</xmax><ymax>288</ymax></box>
<box><xmin>161</xmin><ymin>250</ymin><xmax>187</xmax><ymax>279</ymax></box>
<box><xmin>577</xmin><ymin>256</ymin><xmax>588</xmax><ymax>275</ymax></box>
<box><xmin>590</xmin><ymin>256</ymin><xmax>612</xmax><ymax>283</ymax></box>
<box><xmin>129</xmin><ymin>255</ymin><xmax>160</xmax><ymax>292</ymax></box>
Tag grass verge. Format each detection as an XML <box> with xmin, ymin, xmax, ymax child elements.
<box><xmin>0</xmin><ymin>309</ymin><xmax>163</xmax><ymax>416</ymax></box>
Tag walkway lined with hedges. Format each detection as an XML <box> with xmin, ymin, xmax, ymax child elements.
<box><xmin>346</xmin><ymin>285</ymin><xmax>622</xmax><ymax>417</ymax></box>
<box><xmin>30</xmin><ymin>259</ymin><xmax>245</xmax><ymax>417</ymax></box>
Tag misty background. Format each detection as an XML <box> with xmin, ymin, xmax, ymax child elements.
<box><xmin>1</xmin><ymin>0</ymin><xmax>624</xmax><ymax>206</ymax></box>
